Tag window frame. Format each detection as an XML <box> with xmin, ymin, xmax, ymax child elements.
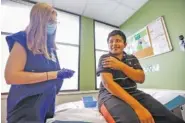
<box><xmin>94</xmin><ymin>20</ymin><xmax>119</xmax><ymax>90</ymax></box>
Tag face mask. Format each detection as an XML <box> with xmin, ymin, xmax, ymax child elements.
<box><xmin>47</xmin><ymin>23</ymin><xmax>57</xmax><ymax>35</ymax></box>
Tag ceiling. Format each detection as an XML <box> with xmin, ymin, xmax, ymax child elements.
<box><xmin>29</xmin><ymin>0</ymin><xmax>148</xmax><ymax>26</ymax></box>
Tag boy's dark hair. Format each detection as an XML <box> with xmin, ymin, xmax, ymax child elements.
<box><xmin>107</xmin><ymin>30</ymin><xmax>126</xmax><ymax>43</ymax></box>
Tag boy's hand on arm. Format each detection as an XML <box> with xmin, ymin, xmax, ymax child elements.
<box><xmin>102</xmin><ymin>56</ymin><xmax>123</xmax><ymax>70</ymax></box>
<box><xmin>102</xmin><ymin>56</ymin><xmax>145</xmax><ymax>83</ymax></box>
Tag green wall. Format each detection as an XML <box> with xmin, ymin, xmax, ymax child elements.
<box><xmin>79</xmin><ymin>17</ymin><xmax>95</xmax><ymax>90</ymax></box>
<box><xmin>120</xmin><ymin>0</ymin><xmax>185</xmax><ymax>90</ymax></box>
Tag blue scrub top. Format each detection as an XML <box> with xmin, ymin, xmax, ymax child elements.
<box><xmin>6</xmin><ymin>31</ymin><xmax>63</xmax><ymax>113</ymax></box>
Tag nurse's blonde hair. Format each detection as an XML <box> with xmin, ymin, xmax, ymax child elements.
<box><xmin>26</xmin><ymin>3</ymin><xmax>57</xmax><ymax>59</ymax></box>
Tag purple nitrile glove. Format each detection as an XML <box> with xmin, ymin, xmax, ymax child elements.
<box><xmin>57</xmin><ymin>68</ymin><xmax>75</xmax><ymax>79</ymax></box>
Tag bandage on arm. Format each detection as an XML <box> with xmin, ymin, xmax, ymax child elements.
<box><xmin>100</xmin><ymin>72</ymin><xmax>142</xmax><ymax>109</ymax></box>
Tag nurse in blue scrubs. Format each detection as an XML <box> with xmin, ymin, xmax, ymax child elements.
<box><xmin>5</xmin><ymin>3</ymin><xmax>74</xmax><ymax>123</ymax></box>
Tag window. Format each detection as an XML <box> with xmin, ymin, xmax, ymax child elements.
<box><xmin>94</xmin><ymin>21</ymin><xmax>118</xmax><ymax>89</ymax></box>
<box><xmin>1</xmin><ymin>0</ymin><xmax>32</xmax><ymax>33</ymax></box>
<box><xmin>56</xmin><ymin>44</ymin><xmax>79</xmax><ymax>91</ymax></box>
<box><xmin>1</xmin><ymin>0</ymin><xmax>80</xmax><ymax>93</ymax></box>
<box><xmin>56</xmin><ymin>11</ymin><xmax>80</xmax><ymax>45</ymax></box>
<box><xmin>1</xmin><ymin>34</ymin><xmax>11</xmax><ymax>93</ymax></box>
<box><xmin>55</xmin><ymin>10</ymin><xmax>80</xmax><ymax>91</ymax></box>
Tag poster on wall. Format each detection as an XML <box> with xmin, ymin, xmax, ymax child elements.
<box><xmin>125</xmin><ymin>28</ymin><xmax>151</xmax><ymax>55</ymax></box>
<box><xmin>124</xmin><ymin>16</ymin><xmax>172</xmax><ymax>59</ymax></box>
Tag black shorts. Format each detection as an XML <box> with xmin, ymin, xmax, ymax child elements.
<box><xmin>99</xmin><ymin>90</ymin><xmax>185</xmax><ymax>123</ymax></box>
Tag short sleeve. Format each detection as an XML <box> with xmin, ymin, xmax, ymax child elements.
<box><xmin>6</xmin><ymin>31</ymin><xmax>27</xmax><ymax>52</ymax></box>
<box><xmin>96</xmin><ymin>54</ymin><xmax>112</xmax><ymax>76</ymax></box>
<box><xmin>131</xmin><ymin>55</ymin><xmax>143</xmax><ymax>70</ymax></box>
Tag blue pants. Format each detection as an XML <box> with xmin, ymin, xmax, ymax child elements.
<box><xmin>7</xmin><ymin>90</ymin><xmax>56</xmax><ymax>123</ymax></box>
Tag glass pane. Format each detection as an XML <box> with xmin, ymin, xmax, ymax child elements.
<box><xmin>95</xmin><ymin>22</ymin><xmax>118</xmax><ymax>50</ymax></box>
<box><xmin>2</xmin><ymin>1</ymin><xmax>80</xmax><ymax>45</ymax></box>
<box><xmin>95</xmin><ymin>50</ymin><xmax>109</xmax><ymax>89</ymax></box>
<box><xmin>56</xmin><ymin>10</ymin><xmax>80</xmax><ymax>45</ymax></box>
<box><xmin>56</xmin><ymin>44</ymin><xmax>79</xmax><ymax>90</ymax></box>
<box><xmin>1</xmin><ymin>35</ymin><xmax>11</xmax><ymax>93</ymax></box>
<box><xmin>1</xmin><ymin>1</ymin><xmax>32</xmax><ymax>33</ymax></box>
